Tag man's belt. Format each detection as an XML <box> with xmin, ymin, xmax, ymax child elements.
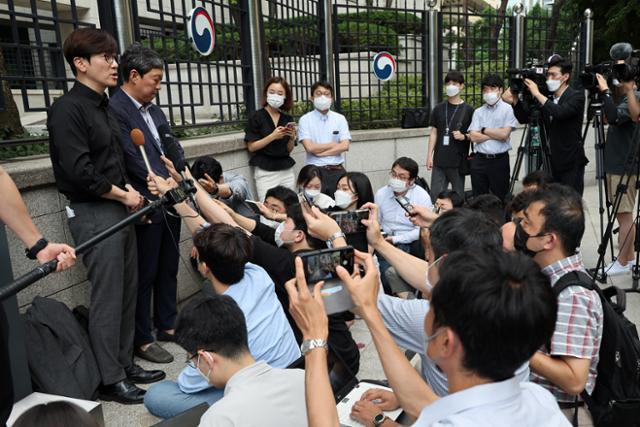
<box><xmin>321</xmin><ymin>164</ymin><xmax>345</xmax><ymax>171</ymax></box>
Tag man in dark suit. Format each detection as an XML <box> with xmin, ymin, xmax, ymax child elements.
<box><xmin>505</xmin><ymin>55</ymin><xmax>587</xmax><ymax>195</ymax></box>
<box><xmin>109</xmin><ymin>44</ymin><xmax>184</xmax><ymax>364</ymax></box>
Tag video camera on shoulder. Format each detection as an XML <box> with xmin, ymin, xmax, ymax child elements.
<box><xmin>299</xmin><ymin>246</ymin><xmax>355</xmax><ymax>315</ymax></box>
<box><xmin>508</xmin><ymin>64</ymin><xmax>550</xmax><ymax>107</ymax></box>
<box><xmin>581</xmin><ymin>42</ymin><xmax>640</xmax><ymax>92</ymax></box>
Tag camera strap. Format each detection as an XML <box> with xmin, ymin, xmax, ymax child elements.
<box><xmin>445</xmin><ymin>102</ymin><xmax>462</xmax><ymax>133</ymax></box>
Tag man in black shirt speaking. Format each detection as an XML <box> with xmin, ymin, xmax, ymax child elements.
<box><xmin>427</xmin><ymin>71</ymin><xmax>475</xmax><ymax>199</ymax></box>
<box><xmin>504</xmin><ymin>55</ymin><xmax>587</xmax><ymax>195</ymax></box>
<box><xmin>47</xmin><ymin>28</ymin><xmax>163</xmax><ymax>404</ymax></box>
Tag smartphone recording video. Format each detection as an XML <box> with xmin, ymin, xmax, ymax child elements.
<box><xmin>299</xmin><ymin>246</ymin><xmax>355</xmax><ymax>315</ymax></box>
<box><xmin>245</xmin><ymin>200</ymin><xmax>262</xmax><ymax>215</ymax></box>
<box><xmin>329</xmin><ymin>209</ymin><xmax>370</xmax><ymax>234</ymax></box>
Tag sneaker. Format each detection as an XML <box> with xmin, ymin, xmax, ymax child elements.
<box><xmin>605</xmin><ymin>259</ymin><xmax>632</xmax><ymax>276</ymax></box>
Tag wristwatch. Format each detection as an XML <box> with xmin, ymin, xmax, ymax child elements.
<box><xmin>373</xmin><ymin>413</ymin><xmax>388</xmax><ymax>426</ymax></box>
<box><xmin>326</xmin><ymin>231</ymin><xmax>346</xmax><ymax>245</ymax></box>
<box><xmin>300</xmin><ymin>339</ymin><xmax>327</xmax><ymax>356</ymax></box>
<box><xmin>481</xmin><ymin>127</ymin><xmax>486</xmax><ymax>134</ymax></box>
<box><xmin>25</xmin><ymin>237</ymin><xmax>48</xmax><ymax>260</ymax></box>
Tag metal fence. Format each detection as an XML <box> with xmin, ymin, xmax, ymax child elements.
<box><xmin>0</xmin><ymin>0</ymin><xmax>592</xmax><ymax>149</ymax></box>
<box><xmin>333</xmin><ymin>1</ymin><xmax>427</xmax><ymax>129</ymax></box>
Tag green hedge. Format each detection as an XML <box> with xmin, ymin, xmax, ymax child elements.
<box><xmin>340</xmin><ymin>10</ymin><xmax>422</xmax><ymax>35</ymax></box>
<box><xmin>336</xmin><ymin>21</ymin><xmax>399</xmax><ymax>54</ymax></box>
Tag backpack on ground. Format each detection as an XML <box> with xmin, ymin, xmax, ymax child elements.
<box><xmin>553</xmin><ymin>271</ymin><xmax>640</xmax><ymax>427</ymax></box>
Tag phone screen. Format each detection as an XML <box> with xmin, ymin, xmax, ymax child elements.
<box><xmin>245</xmin><ymin>200</ymin><xmax>262</xmax><ymax>214</ymax></box>
<box><xmin>298</xmin><ymin>192</ymin><xmax>316</xmax><ymax>209</ymax></box>
<box><xmin>299</xmin><ymin>247</ymin><xmax>355</xmax><ymax>315</ymax></box>
<box><xmin>329</xmin><ymin>209</ymin><xmax>370</xmax><ymax>234</ymax></box>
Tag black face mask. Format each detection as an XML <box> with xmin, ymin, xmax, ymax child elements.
<box><xmin>513</xmin><ymin>222</ymin><xmax>542</xmax><ymax>258</ymax></box>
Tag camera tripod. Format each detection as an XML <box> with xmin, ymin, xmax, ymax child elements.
<box><xmin>591</xmin><ymin>122</ymin><xmax>640</xmax><ymax>294</ymax></box>
<box><xmin>509</xmin><ymin>107</ymin><xmax>552</xmax><ymax>194</ymax></box>
<box><xmin>582</xmin><ymin>94</ymin><xmax>615</xmax><ymax>280</ymax></box>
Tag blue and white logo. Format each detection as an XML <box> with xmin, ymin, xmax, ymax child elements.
<box><xmin>187</xmin><ymin>6</ymin><xmax>215</xmax><ymax>56</ymax></box>
<box><xmin>372</xmin><ymin>52</ymin><xmax>397</xmax><ymax>81</ymax></box>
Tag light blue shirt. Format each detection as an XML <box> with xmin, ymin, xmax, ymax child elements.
<box><xmin>178</xmin><ymin>263</ymin><xmax>300</xmax><ymax>393</ymax></box>
<box><xmin>121</xmin><ymin>88</ymin><xmax>162</xmax><ymax>150</ymax></box>
<box><xmin>412</xmin><ymin>377</ymin><xmax>570</xmax><ymax>426</ymax></box>
<box><xmin>374</xmin><ymin>184</ymin><xmax>433</xmax><ymax>244</ymax></box>
<box><xmin>468</xmin><ymin>99</ymin><xmax>519</xmax><ymax>155</ymax></box>
<box><xmin>377</xmin><ymin>294</ymin><xmax>530</xmax><ymax>397</ymax></box>
<box><xmin>298</xmin><ymin>109</ymin><xmax>351</xmax><ymax>166</ymax></box>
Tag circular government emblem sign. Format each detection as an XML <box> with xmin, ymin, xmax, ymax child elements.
<box><xmin>372</xmin><ymin>51</ymin><xmax>397</xmax><ymax>81</ymax></box>
<box><xmin>187</xmin><ymin>6</ymin><xmax>215</xmax><ymax>56</ymax></box>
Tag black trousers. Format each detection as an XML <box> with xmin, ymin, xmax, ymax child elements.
<box><xmin>553</xmin><ymin>164</ymin><xmax>585</xmax><ymax>197</ymax></box>
<box><xmin>470</xmin><ymin>153</ymin><xmax>510</xmax><ymax>202</ymax></box>
<box><xmin>134</xmin><ymin>215</ymin><xmax>181</xmax><ymax>347</ymax></box>
<box><xmin>68</xmin><ymin>201</ymin><xmax>137</xmax><ymax>385</ymax></box>
<box><xmin>319</xmin><ymin>165</ymin><xmax>346</xmax><ymax>196</ymax></box>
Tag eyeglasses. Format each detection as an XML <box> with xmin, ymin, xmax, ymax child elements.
<box><xmin>186</xmin><ymin>353</ymin><xmax>198</xmax><ymax>369</ymax></box>
<box><xmin>389</xmin><ymin>171</ymin><xmax>410</xmax><ymax>181</ymax></box>
<box><xmin>100</xmin><ymin>53</ymin><xmax>119</xmax><ymax>65</ymax></box>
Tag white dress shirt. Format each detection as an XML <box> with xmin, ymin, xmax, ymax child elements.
<box><xmin>412</xmin><ymin>376</ymin><xmax>571</xmax><ymax>426</ymax></box>
<box><xmin>298</xmin><ymin>109</ymin><xmax>351</xmax><ymax>166</ymax></box>
<box><xmin>199</xmin><ymin>361</ymin><xmax>307</xmax><ymax>427</ymax></box>
<box><xmin>374</xmin><ymin>184</ymin><xmax>432</xmax><ymax>244</ymax></box>
<box><xmin>121</xmin><ymin>88</ymin><xmax>162</xmax><ymax>150</ymax></box>
<box><xmin>468</xmin><ymin>99</ymin><xmax>519</xmax><ymax>155</ymax></box>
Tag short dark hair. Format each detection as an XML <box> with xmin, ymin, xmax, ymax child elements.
<box><xmin>175</xmin><ymin>294</ymin><xmax>250</xmax><ymax>358</ymax></box>
<box><xmin>120</xmin><ymin>42</ymin><xmax>164</xmax><ymax>82</ymax></box>
<box><xmin>507</xmin><ymin>191</ymin><xmax>533</xmax><ymax>215</ymax></box>
<box><xmin>193</xmin><ymin>224</ymin><xmax>252</xmax><ymax>284</ymax></box>
<box><xmin>263</xmin><ymin>76</ymin><xmax>294</xmax><ymax>111</ymax></box>
<box><xmin>392</xmin><ymin>156</ymin><xmax>419</xmax><ymax>180</ymax></box>
<box><xmin>480</xmin><ymin>74</ymin><xmax>504</xmax><ymax>90</ymax></box>
<box><xmin>311</xmin><ymin>80</ymin><xmax>333</xmax><ymax>96</ymax></box>
<box><xmin>436</xmin><ymin>190</ymin><xmax>464</xmax><ymax>208</ymax></box>
<box><xmin>547</xmin><ymin>55</ymin><xmax>572</xmax><ymax>76</ymax></box>
<box><xmin>13</xmin><ymin>401</ymin><xmax>99</xmax><ymax>427</ymax></box>
<box><xmin>339</xmin><ymin>172</ymin><xmax>375</xmax><ymax>207</ymax></box>
<box><xmin>297</xmin><ymin>164</ymin><xmax>323</xmax><ymax>189</ymax></box>
<box><xmin>191</xmin><ymin>156</ymin><xmax>223</xmax><ymax>182</ymax></box>
<box><xmin>522</xmin><ymin>170</ymin><xmax>552</xmax><ymax>188</ymax></box>
<box><xmin>444</xmin><ymin>70</ymin><xmax>464</xmax><ymax>84</ymax></box>
<box><xmin>286</xmin><ymin>203</ymin><xmax>325</xmax><ymax>250</ymax></box>
<box><xmin>528</xmin><ymin>183</ymin><xmax>585</xmax><ymax>255</ymax></box>
<box><xmin>466</xmin><ymin>194</ymin><xmax>505</xmax><ymax>226</ymax></box>
<box><xmin>63</xmin><ymin>28</ymin><xmax>118</xmax><ymax>76</ymax></box>
<box><xmin>432</xmin><ymin>249</ymin><xmax>557</xmax><ymax>381</ymax></box>
<box><xmin>265</xmin><ymin>185</ymin><xmax>298</xmax><ymax>207</ymax></box>
<box><xmin>429</xmin><ymin>209</ymin><xmax>503</xmax><ymax>259</ymax></box>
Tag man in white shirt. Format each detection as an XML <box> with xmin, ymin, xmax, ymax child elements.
<box><xmin>174</xmin><ymin>294</ymin><xmax>307</xmax><ymax>427</ymax></box>
<box><xmin>286</xmin><ymin>247</ymin><xmax>570</xmax><ymax>427</ymax></box>
<box><xmin>374</xmin><ymin>156</ymin><xmax>432</xmax><ymax>293</ymax></box>
<box><xmin>468</xmin><ymin>74</ymin><xmax>519</xmax><ymax>201</ymax></box>
<box><xmin>298</xmin><ymin>81</ymin><xmax>351</xmax><ymax>194</ymax></box>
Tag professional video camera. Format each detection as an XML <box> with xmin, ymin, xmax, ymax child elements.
<box><xmin>612</xmin><ymin>49</ymin><xmax>640</xmax><ymax>82</ymax></box>
<box><xmin>580</xmin><ymin>62</ymin><xmax>613</xmax><ymax>91</ymax></box>
<box><xmin>508</xmin><ymin>65</ymin><xmax>551</xmax><ymax>107</ymax></box>
<box><xmin>581</xmin><ymin>42</ymin><xmax>640</xmax><ymax>91</ymax></box>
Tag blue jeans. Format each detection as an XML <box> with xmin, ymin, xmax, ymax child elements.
<box><xmin>144</xmin><ymin>380</ymin><xmax>224</xmax><ymax>419</ymax></box>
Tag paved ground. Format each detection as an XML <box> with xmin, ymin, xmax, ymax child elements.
<box><xmin>102</xmin><ymin>181</ymin><xmax>640</xmax><ymax>426</ymax></box>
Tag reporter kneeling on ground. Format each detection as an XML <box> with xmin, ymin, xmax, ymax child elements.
<box><xmin>287</xmin><ymin>249</ymin><xmax>570</xmax><ymax>427</ymax></box>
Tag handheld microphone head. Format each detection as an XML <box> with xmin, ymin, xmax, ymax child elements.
<box><xmin>610</xmin><ymin>42</ymin><xmax>633</xmax><ymax>61</ymax></box>
<box><xmin>157</xmin><ymin>124</ymin><xmax>185</xmax><ymax>173</ymax></box>
<box><xmin>130</xmin><ymin>128</ymin><xmax>145</xmax><ymax>146</ymax></box>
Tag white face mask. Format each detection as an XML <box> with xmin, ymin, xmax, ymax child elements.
<box><xmin>424</xmin><ymin>255</ymin><xmax>444</xmax><ymax>293</ymax></box>
<box><xmin>334</xmin><ymin>190</ymin><xmax>355</xmax><ymax>209</ymax></box>
<box><xmin>445</xmin><ymin>85</ymin><xmax>460</xmax><ymax>97</ymax></box>
<box><xmin>274</xmin><ymin>222</ymin><xmax>298</xmax><ymax>248</ymax></box>
<box><xmin>266</xmin><ymin>93</ymin><xmax>285</xmax><ymax>109</ymax></box>
<box><xmin>483</xmin><ymin>92</ymin><xmax>500</xmax><ymax>106</ymax></box>
<box><xmin>194</xmin><ymin>353</ymin><xmax>212</xmax><ymax>384</ymax></box>
<box><xmin>389</xmin><ymin>177</ymin><xmax>408</xmax><ymax>193</ymax></box>
<box><xmin>546</xmin><ymin>79</ymin><xmax>562</xmax><ymax>93</ymax></box>
<box><xmin>305</xmin><ymin>188</ymin><xmax>321</xmax><ymax>199</ymax></box>
<box><xmin>313</xmin><ymin>95</ymin><xmax>332</xmax><ymax>112</ymax></box>
<box><xmin>424</xmin><ymin>327</ymin><xmax>445</xmax><ymax>357</ymax></box>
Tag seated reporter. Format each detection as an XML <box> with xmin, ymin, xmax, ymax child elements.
<box><xmin>286</xmin><ymin>249</ymin><xmax>570</xmax><ymax>427</ymax></box>
<box><xmin>174</xmin><ymin>294</ymin><xmax>307</xmax><ymax>426</ymax></box>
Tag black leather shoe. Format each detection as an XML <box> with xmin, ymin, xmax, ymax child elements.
<box><xmin>125</xmin><ymin>363</ymin><xmax>166</xmax><ymax>384</ymax></box>
<box><xmin>134</xmin><ymin>342</ymin><xmax>174</xmax><ymax>363</ymax></box>
<box><xmin>99</xmin><ymin>379</ymin><xmax>145</xmax><ymax>404</ymax></box>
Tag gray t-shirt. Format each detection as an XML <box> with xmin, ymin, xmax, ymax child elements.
<box><xmin>604</xmin><ymin>91</ymin><xmax>640</xmax><ymax>175</ymax></box>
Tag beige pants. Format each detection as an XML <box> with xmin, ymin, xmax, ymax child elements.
<box><xmin>254</xmin><ymin>166</ymin><xmax>296</xmax><ymax>202</ymax></box>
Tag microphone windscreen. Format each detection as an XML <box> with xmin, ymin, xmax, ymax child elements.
<box><xmin>130</xmin><ymin>128</ymin><xmax>145</xmax><ymax>146</ymax></box>
<box><xmin>156</xmin><ymin>124</ymin><xmax>185</xmax><ymax>173</ymax></box>
<box><xmin>610</xmin><ymin>42</ymin><xmax>633</xmax><ymax>60</ymax></box>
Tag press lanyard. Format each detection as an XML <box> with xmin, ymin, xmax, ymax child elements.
<box><xmin>445</xmin><ymin>102</ymin><xmax>461</xmax><ymax>134</ymax></box>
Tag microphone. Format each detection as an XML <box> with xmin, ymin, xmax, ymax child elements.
<box><xmin>610</xmin><ymin>42</ymin><xmax>633</xmax><ymax>61</ymax></box>
<box><xmin>130</xmin><ymin>128</ymin><xmax>154</xmax><ymax>176</ymax></box>
<box><xmin>157</xmin><ymin>124</ymin><xmax>185</xmax><ymax>173</ymax></box>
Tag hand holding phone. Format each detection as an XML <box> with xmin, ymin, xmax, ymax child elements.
<box><xmin>395</xmin><ymin>196</ymin><xmax>413</xmax><ymax>214</ymax></box>
<box><xmin>245</xmin><ymin>200</ymin><xmax>262</xmax><ymax>215</ymax></box>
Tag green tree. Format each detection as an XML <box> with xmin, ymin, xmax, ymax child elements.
<box><xmin>0</xmin><ymin>48</ymin><xmax>24</xmax><ymax>140</ymax></box>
